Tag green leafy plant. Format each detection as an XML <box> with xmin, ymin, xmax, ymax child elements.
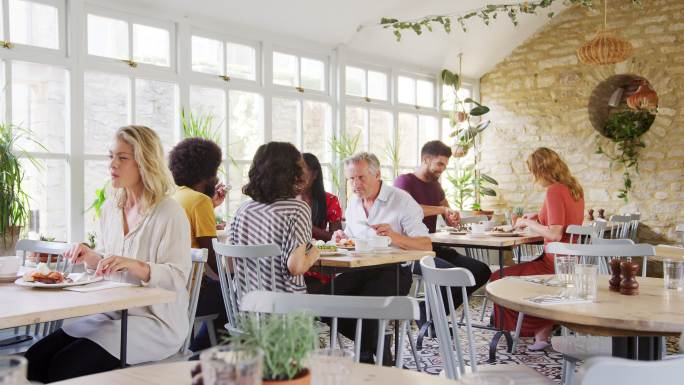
<box><xmin>446</xmin><ymin>165</ymin><xmax>498</xmax><ymax>210</ymax></box>
<box><xmin>39</xmin><ymin>235</ymin><xmax>56</xmax><ymax>242</ymax></box>
<box><xmin>86</xmin><ymin>231</ymin><xmax>97</xmax><ymax>249</ymax></box>
<box><xmin>86</xmin><ymin>182</ymin><xmax>108</xmax><ymax>220</ymax></box>
<box><xmin>379</xmin><ymin>0</ymin><xmax>643</xmax><ymax>41</ymax></box>
<box><xmin>227</xmin><ymin>312</ymin><xmax>317</xmax><ymax>381</ymax></box>
<box><xmin>329</xmin><ymin>132</ymin><xmax>361</xmax><ymax>193</ymax></box>
<box><xmin>0</xmin><ymin>123</ymin><xmax>45</xmax><ymax>250</ymax></box>
<box><xmin>513</xmin><ymin>207</ymin><xmax>525</xmax><ymax>217</ymax></box>
<box><xmin>596</xmin><ymin>108</ymin><xmax>655</xmax><ymax>202</ymax></box>
<box><xmin>181</xmin><ymin>108</ymin><xmax>236</xmax><ymax>171</ymax></box>
<box><xmin>384</xmin><ymin>136</ymin><xmax>401</xmax><ymax>179</ymax></box>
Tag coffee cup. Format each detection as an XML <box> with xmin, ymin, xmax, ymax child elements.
<box><xmin>354</xmin><ymin>238</ymin><xmax>371</xmax><ymax>252</ymax></box>
<box><xmin>0</xmin><ymin>256</ymin><xmax>22</xmax><ymax>276</ymax></box>
<box><xmin>370</xmin><ymin>236</ymin><xmax>391</xmax><ymax>249</ymax></box>
<box><xmin>470</xmin><ymin>224</ymin><xmax>487</xmax><ymax>234</ymax></box>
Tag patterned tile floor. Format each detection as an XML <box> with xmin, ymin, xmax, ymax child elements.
<box><xmin>326</xmin><ymin>296</ymin><xmax>681</xmax><ymax>383</ymax></box>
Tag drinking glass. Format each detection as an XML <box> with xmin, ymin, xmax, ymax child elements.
<box><xmin>0</xmin><ymin>356</ymin><xmax>27</xmax><ymax>385</ymax></box>
<box><xmin>308</xmin><ymin>349</ymin><xmax>353</xmax><ymax>385</ymax></box>
<box><xmin>574</xmin><ymin>264</ymin><xmax>598</xmax><ymax>301</ymax></box>
<box><xmin>663</xmin><ymin>260</ymin><xmax>684</xmax><ymax>291</ymax></box>
<box><xmin>555</xmin><ymin>255</ymin><xmax>577</xmax><ymax>287</ymax></box>
<box><xmin>200</xmin><ymin>346</ymin><xmax>262</xmax><ymax>385</ymax></box>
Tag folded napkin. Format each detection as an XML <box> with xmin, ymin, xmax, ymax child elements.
<box><xmin>64</xmin><ymin>280</ymin><xmax>135</xmax><ymax>292</ymax></box>
<box><xmin>524</xmin><ymin>294</ymin><xmax>590</xmax><ymax>306</ymax></box>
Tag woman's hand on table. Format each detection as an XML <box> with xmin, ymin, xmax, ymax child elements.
<box><xmin>514</xmin><ymin>218</ymin><xmax>534</xmax><ymax>230</ymax></box>
<box><xmin>332</xmin><ymin>230</ymin><xmax>347</xmax><ymax>243</ymax></box>
<box><xmin>522</xmin><ymin>213</ymin><xmax>539</xmax><ymax>220</ymax></box>
<box><xmin>96</xmin><ymin>255</ymin><xmax>151</xmax><ymax>282</ymax></box>
<box><xmin>65</xmin><ymin>243</ymin><xmax>102</xmax><ymax>270</ymax></box>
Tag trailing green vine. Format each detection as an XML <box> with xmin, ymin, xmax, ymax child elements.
<box><xmin>596</xmin><ymin>109</ymin><xmax>654</xmax><ymax>202</ymax></box>
<box><xmin>379</xmin><ymin>0</ymin><xmax>643</xmax><ymax>41</ymax></box>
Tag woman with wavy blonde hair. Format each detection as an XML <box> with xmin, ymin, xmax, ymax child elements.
<box><xmin>26</xmin><ymin>125</ymin><xmax>192</xmax><ymax>382</ymax></box>
<box><xmin>490</xmin><ymin>147</ymin><xmax>585</xmax><ymax>351</ymax></box>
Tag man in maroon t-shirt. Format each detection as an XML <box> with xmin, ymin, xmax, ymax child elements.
<box><xmin>394</xmin><ymin>140</ymin><xmax>491</xmax><ymax>318</ymax></box>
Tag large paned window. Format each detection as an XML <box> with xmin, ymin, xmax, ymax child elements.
<box><xmin>191</xmin><ymin>34</ymin><xmax>258</xmax><ymax>82</ymax></box>
<box><xmin>272</xmin><ymin>50</ymin><xmax>327</xmax><ymax>93</ymax></box>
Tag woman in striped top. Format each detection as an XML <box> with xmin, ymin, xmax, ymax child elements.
<box><xmin>229</xmin><ymin>142</ymin><xmax>319</xmax><ymax>293</ymax></box>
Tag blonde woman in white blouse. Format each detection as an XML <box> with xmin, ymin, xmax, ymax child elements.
<box><xmin>25</xmin><ymin>125</ymin><xmax>191</xmax><ymax>383</ymax></box>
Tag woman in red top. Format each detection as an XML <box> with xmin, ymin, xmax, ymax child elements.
<box><xmin>490</xmin><ymin>147</ymin><xmax>585</xmax><ymax>350</ymax></box>
<box><xmin>301</xmin><ymin>153</ymin><xmax>342</xmax><ymax>288</ymax></box>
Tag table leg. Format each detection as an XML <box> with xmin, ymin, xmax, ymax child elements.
<box><xmin>329</xmin><ymin>267</ymin><xmax>336</xmax><ymax>347</ymax></box>
<box><xmin>120</xmin><ymin>309</ymin><xmax>128</xmax><ymax>368</ymax></box>
<box><xmin>489</xmin><ymin>248</ymin><xmax>513</xmax><ymax>362</ymax></box>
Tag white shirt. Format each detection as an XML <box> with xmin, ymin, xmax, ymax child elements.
<box><xmin>344</xmin><ymin>182</ymin><xmax>429</xmax><ymax>240</ymax></box>
<box><xmin>63</xmin><ymin>197</ymin><xmax>191</xmax><ymax>364</ymax></box>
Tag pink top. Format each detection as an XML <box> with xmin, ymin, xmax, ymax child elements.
<box><xmin>539</xmin><ymin>183</ymin><xmax>585</xmax><ymax>246</ymax></box>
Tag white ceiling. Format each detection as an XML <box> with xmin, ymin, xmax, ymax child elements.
<box><xmin>128</xmin><ymin>0</ymin><xmax>568</xmax><ymax>79</ymax></box>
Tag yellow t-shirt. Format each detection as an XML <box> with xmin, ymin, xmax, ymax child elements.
<box><xmin>173</xmin><ymin>186</ymin><xmax>217</xmax><ymax>248</ymax></box>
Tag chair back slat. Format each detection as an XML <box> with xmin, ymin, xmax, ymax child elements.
<box><xmin>15</xmin><ymin>239</ymin><xmax>70</xmax><ymax>268</ymax></box>
<box><xmin>239</xmin><ymin>291</ymin><xmax>420</xmax><ymax>368</ymax></box>
<box><xmin>675</xmin><ymin>224</ymin><xmax>684</xmax><ymax>246</ymax></box>
<box><xmin>420</xmin><ymin>256</ymin><xmax>478</xmax><ymax>380</ymax></box>
<box><xmin>609</xmin><ymin>214</ymin><xmax>640</xmax><ymax>241</ymax></box>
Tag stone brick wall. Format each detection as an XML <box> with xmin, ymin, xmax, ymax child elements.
<box><xmin>478</xmin><ymin>0</ymin><xmax>684</xmax><ymax>243</ymax></box>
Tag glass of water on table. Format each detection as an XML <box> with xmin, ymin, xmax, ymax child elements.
<box><xmin>555</xmin><ymin>255</ymin><xmax>577</xmax><ymax>287</ymax></box>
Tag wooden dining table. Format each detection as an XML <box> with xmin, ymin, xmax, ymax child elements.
<box><xmin>0</xmin><ymin>282</ymin><xmax>176</xmax><ymax>367</ymax></box>
<box><xmin>486</xmin><ymin>275</ymin><xmax>684</xmax><ymax>360</ymax></box>
<box><xmin>50</xmin><ymin>360</ymin><xmax>545</xmax><ymax>385</ymax></box>
<box><xmin>429</xmin><ymin>231</ymin><xmax>544</xmax><ymax>361</ymax></box>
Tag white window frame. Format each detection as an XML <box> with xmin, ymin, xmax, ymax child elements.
<box><xmin>271</xmin><ymin>46</ymin><xmax>329</xmax><ymax>97</ymax></box>
<box><xmin>343</xmin><ymin>61</ymin><xmax>391</xmax><ymax>106</ymax></box>
<box><xmin>395</xmin><ymin>71</ymin><xmax>438</xmax><ymax>112</ymax></box>
<box><xmin>1</xmin><ymin>0</ymin><xmax>67</xmax><ymax>56</ymax></box>
<box><xmin>83</xmin><ymin>5</ymin><xmax>177</xmax><ymax>74</ymax></box>
<box><xmin>189</xmin><ymin>28</ymin><xmax>262</xmax><ymax>87</ymax></box>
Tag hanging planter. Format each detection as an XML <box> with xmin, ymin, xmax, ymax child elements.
<box><xmin>626</xmin><ymin>80</ymin><xmax>658</xmax><ymax>111</ymax></box>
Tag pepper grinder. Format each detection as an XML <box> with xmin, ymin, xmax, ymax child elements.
<box><xmin>598</xmin><ymin>208</ymin><xmax>605</xmax><ymax>220</ymax></box>
<box><xmin>619</xmin><ymin>261</ymin><xmax>639</xmax><ymax>296</ymax></box>
<box><xmin>588</xmin><ymin>209</ymin><xmax>595</xmax><ymax>221</ymax></box>
<box><xmin>609</xmin><ymin>259</ymin><xmax>622</xmax><ymax>292</ymax></box>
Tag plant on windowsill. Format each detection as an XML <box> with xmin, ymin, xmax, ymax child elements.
<box><xmin>384</xmin><ymin>135</ymin><xmax>401</xmax><ymax>180</ymax></box>
<box><xmin>0</xmin><ymin>123</ymin><xmax>45</xmax><ymax>255</ymax></box>
<box><xmin>180</xmin><ymin>108</ymin><xmax>237</xmax><ymax>171</ymax></box>
<box><xmin>225</xmin><ymin>312</ymin><xmax>317</xmax><ymax>384</ymax></box>
<box><xmin>329</xmin><ymin>132</ymin><xmax>360</xmax><ymax>201</ymax></box>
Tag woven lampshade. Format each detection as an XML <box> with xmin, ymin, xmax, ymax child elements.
<box><xmin>577</xmin><ymin>29</ymin><xmax>633</xmax><ymax>65</ymax></box>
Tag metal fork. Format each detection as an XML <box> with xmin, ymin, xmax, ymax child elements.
<box><xmin>57</xmin><ymin>257</ymin><xmax>74</xmax><ymax>277</ymax></box>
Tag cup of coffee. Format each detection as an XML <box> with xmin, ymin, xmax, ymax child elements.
<box><xmin>470</xmin><ymin>224</ymin><xmax>487</xmax><ymax>234</ymax></box>
<box><xmin>354</xmin><ymin>238</ymin><xmax>371</xmax><ymax>252</ymax></box>
<box><xmin>370</xmin><ymin>236</ymin><xmax>391</xmax><ymax>249</ymax></box>
<box><xmin>0</xmin><ymin>256</ymin><xmax>21</xmax><ymax>276</ymax></box>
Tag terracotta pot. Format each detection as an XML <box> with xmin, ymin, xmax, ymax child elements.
<box><xmin>263</xmin><ymin>369</ymin><xmax>311</xmax><ymax>385</ymax></box>
<box><xmin>511</xmin><ymin>214</ymin><xmax>520</xmax><ymax>225</ymax></box>
<box><xmin>451</xmin><ymin>144</ymin><xmax>470</xmax><ymax>158</ymax></box>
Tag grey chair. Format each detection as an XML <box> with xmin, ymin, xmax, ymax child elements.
<box><xmin>240</xmin><ymin>291</ymin><xmax>421</xmax><ymax>369</ymax></box>
<box><xmin>212</xmin><ymin>239</ymin><xmax>282</xmax><ymax>336</ymax></box>
<box><xmin>420</xmin><ymin>256</ymin><xmax>551</xmax><ymax>383</ymax></box>
<box><xmin>608</xmin><ymin>214</ymin><xmax>640</xmax><ymax>241</ymax></box>
<box><xmin>675</xmin><ymin>224</ymin><xmax>684</xmax><ymax>246</ymax></box>
<box><xmin>576</xmin><ymin>355</ymin><xmax>684</xmax><ymax>385</ymax></box>
<box><xmin>183</xmin><ymin>248</ymin><xmax>208</xmax><ymax>353</ymax></box>
<box><xmin>545</xmin><ymin>242</ymin><xmax>656</xmax><ymax>385</ymax></box>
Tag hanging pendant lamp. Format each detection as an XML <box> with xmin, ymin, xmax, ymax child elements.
<box><xmin>577</xmin><ymin>0</ymin><xmax>632</xmax><ymax>65</ymax></box>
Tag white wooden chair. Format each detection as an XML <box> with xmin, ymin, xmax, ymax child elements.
<box><xmin>183</xmin><ymin>248</ymin><xmax>208</xmax><ymax>353</ymax></box>
<box><xmin>608</xmin><ymin>214</ymin><xmax>640</xmax><ymax>241</ymax></box>
<box><xmin>419</xmin><ymin>256</ymin><xmax>551</xmax><ymax>383</ymax></box>
<box><xmin>0</xmin><ymin>239</ymin><xmax>71</xmax><ymax>355</ymax></box>
<box><xmin>575</xmin><ymin>355</ymin><xmax>684</xmax><ymax>385</ymax></box>
<box><xmin>544</xmin><ymin>242</ymin><xmax>656</xmax><ymax>385</ymax></box>
<box><xmin>212</xmin><ymin>239</ymin><xmax>282</xmax><ymax>336</ymax></box>
<box><xmin>240</xmin><ymin>291</ymin><xmax>421</xmax><ymax>369</ymax></box>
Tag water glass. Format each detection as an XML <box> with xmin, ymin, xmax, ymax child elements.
<box><xmin>200</xmin><ymin>346</ymin><xmax>262</xmax><ymax>385</ymax></box>
<box><xmin>308</xmin><ymin>349</ymin><xmax>353</xmax><ymax>385</ymax></box>
<box><xmin>555</xmin><ymin>255</ymin><xmax>577</xmax><ymax>287</ymax></box>
<box><xmin>663</xmin><ymin>260</ymin><xmax>684</xmax><ymax>291</ymax></box>
<box><xmin>0</xmin><ymin>356</ymin><xmax>27</xmax><ymax>385</ymax></box>
<box><xmin>574</xmin><ymin>264</ymin><xmax>598</xmax><ymax>301</ymax></box>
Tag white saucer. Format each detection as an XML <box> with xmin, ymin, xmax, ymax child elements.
<box><xmin>0</xmin><ymin>273</ymin><xmax>20</xmax><ymax>283</ymax></box>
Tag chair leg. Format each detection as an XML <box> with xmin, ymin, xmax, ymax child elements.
<box><xmin>479</xmin><ymin>298</ymin><xmax>489</xmax><ymax>322</ymax></box>
<box><xmin>511</xmin><ymin>312</ymin><xmax>525</xmax><ymax>352</ymax></box>
<box><xmin>207</xmin><ymin>322</ymin><xmax>218</xmax><ymax>347</ymax></box>
<box><xmin>562</xmin><ymin>357</ymin><xmax>576</xmax><ymax>385</ymax></box>
<box><xmin>407</xmin><ymin>330</ymin><xmax>422</xmax><ymax>372</ymax></box>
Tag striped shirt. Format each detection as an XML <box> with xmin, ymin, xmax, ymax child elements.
<box><xmin>229</xmin><ymin>198</ymin><xmax>312</xmax><ymax>293</ymax></box>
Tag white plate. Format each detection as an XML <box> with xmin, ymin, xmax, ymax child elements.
<box><xmin>0</xmin><ymin>273</ymin><xmax>20</xmax><ymax>283</ymax></box>
<box><xmin>14</xmin><ymin>274</ymin><xmax>103</xmax><ymax>289</ymax></box>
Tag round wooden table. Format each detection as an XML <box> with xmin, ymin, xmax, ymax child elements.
<box><xmin>486</xmin><ymin>275</ymin><xmax>684</xmax><ymax>359</ymax></box>
<box><xmin>50</xmin><ymin>361</ymin><xmax>456</xmax><ymax>385</ymax></box>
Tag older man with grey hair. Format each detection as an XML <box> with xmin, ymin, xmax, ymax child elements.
<box><xmin>318</xmin><ymin>152</ymin><xmax>431</xmax><ymax>365</ymax></box>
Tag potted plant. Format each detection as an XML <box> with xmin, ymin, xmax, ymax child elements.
<box><xmin>227</xmin><ymin>312</ymin><xmax>317</xmax><ymax>385</ymax></box>
<box><xmin>0</xmin><ymin>123</ymin><xmax>43</xmax><ymax>255</ymax></box>
<box><xmin>511</xmin><ymin>207</ymin><xmax>524</xmax><ymax>225</ymax></box>
<box><xmin>329</xmin><ymin>132</ymin><xmax>360</xmax><ymax>204</ymax></box>
<box><xmin>446</xmin><ymin>164</ymin><xmax>498</xmax><ymax>218</ymax></box>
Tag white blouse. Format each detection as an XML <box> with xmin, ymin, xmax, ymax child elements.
<box><xmin>62</xmin><ymin>197</ymin><xmax>191</xmax><ymax>364</ymax></box>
